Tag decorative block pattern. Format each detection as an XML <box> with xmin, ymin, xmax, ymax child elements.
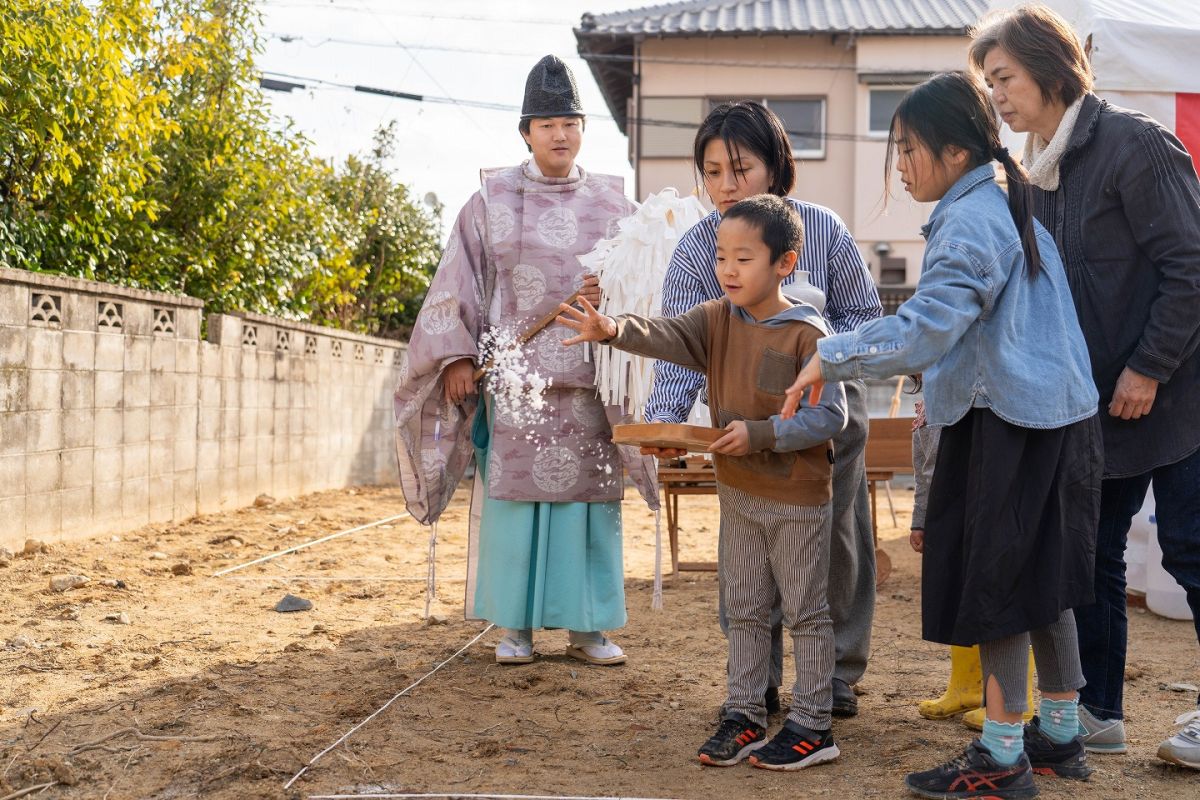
<box><xmin>241</xmin><ymin>324</ymin><xmax>258</xmax><ymax>347</ymax></box>
<box><xmin>98</xmin><ymin>301</ymin><xmax>124</xmax><ymax>330</ymax></box>
<box><xmin>276</xmin><ymin>330</ymin><xmax>290</xmax><ymax>352</ymax></box>
<box><xmin>304</xmin><ymin>335</ymin><xmax>317</xmax><ymax>356</ymax></box>
<box><xmin>152</xmin><ymin>307</ymin><xmax>176</xmax><ymax>335</ymax></box>
<box><xmin>31</xmin><ymin>293</ymin><xmax>63</xmax><ymax>325</ymax></box>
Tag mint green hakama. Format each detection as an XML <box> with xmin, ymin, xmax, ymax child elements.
<box><xmin>468</xmin><ymin>398</ymin><xmax>627</xmax><ymax>632</ymax></box>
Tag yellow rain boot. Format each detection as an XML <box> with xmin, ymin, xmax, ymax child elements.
<box><xmin>919</xmin><ymin>645</ymin><xmax>984</xmax><ymax>720</ymax></box>
<box><xmin>963</xmin><ymin>648</ymin><xmax>1036</xmax><ymax>730</ymax></box>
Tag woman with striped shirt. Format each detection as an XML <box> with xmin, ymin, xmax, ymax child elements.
<box><xmin>643</xmin><ymin>101</ymin><xmax>882</xmax><ymax>716</ymax></box>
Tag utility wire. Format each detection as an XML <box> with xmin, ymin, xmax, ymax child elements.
<box><xmin>264</xmin><ymin>32</ymin><xmax>866</xmax><ymax>72</ymax></box>
<box><xmin>259</xmin><ymin>0</ymin><xmax>575</xmax><ymax>26</ymax></box>
<box><xmin>259</xmin><ymin>70</ymin><xmax>889</xmax><ymax>144</ymax></box>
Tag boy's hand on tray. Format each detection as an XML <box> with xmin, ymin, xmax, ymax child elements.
<box><xmin>781</xmin><ymin>353</ymin><xmax>825</xmax><ymax>419</ymax></box>
<box><xmin>709</xmin><ymin>421</ymin><xmax>750</xmax><ymax>456</ymax></box>
<box><xmin>557</xmin><ymin>296</ymin><xmax>617</xmax><ymax>344</ymax></box>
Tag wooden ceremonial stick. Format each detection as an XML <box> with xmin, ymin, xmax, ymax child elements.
<box><xmin>472</xmin><ymin>289</ymin><xmax>582</xmax><ymax>381</ymax></box>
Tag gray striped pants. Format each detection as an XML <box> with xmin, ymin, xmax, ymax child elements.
<box><xmin>718</xmin><ymin>483</ymin><xmax>834</xmax><ymax>730</ymax></box>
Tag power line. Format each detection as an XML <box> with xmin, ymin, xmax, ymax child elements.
<box><xmin>264</xmin><ymin>32</ymin><xmax>863</xmax><ymax>71</ymax></box>
<box><xmin>259</xmin><ymin>70</ymin><xmax>888</xmax><ymax>143</ymax></box>
<box><xmin>258</xmin><ymin>0</ymin><xmax>575</xmax><ymax>26</ymax></box>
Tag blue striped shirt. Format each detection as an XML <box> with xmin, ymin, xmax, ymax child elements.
<box><xmin>644</xmin><ymin>197</ymin><xmax>883</xmax><ymax>424</ymax></box>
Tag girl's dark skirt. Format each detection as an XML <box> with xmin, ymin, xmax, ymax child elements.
<box><xmin>922</xmin><ymin>408</ymin><xmax>1102</xmax><ymax>646</ymax></box>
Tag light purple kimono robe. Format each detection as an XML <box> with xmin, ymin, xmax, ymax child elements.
<box><xmin>394</xmin><ymin>161</ymin><xmax>659</xmax><ymax>526</ymax></box>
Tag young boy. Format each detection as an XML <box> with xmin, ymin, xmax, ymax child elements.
<box><xmin>558</xmin><ymin>194</ymin><xmax>848</xmax><ymax>770</ymax></box>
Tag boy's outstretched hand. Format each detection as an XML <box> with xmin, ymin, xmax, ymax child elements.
<box><xmin>557</xmin><ymin>296</ymin><xmax>617</xmax><ymax>345</ymax></box>
<box><xmin>780</xmin><ymin>353</ymin><xmax>826</xmax><ymax>419</ymax></box>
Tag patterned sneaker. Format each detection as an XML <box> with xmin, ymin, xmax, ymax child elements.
<box><xmin>697</xmin><ymin>717</ymin><xmax>767</xmax><ymax>766</ymax></box>
<box><xmin>1077</xmin><ymin>705</ymin><xmax>1126</xmax><ymax>754</ymax></box>
<box><xmin>748</xmin><ymin>722</ymin><xmax>839</xmax><ymax>771</ymax></box>
<box><xmin>1023</xmin><ymin>716</ymin><xmax>1092</xmax><ymax>779</ymax></box>
<box><xmin>904</xmin><ymin>740</ymin><xmax>1038</xmax><ymax>799</ymax></box>
<box><xmin>1157</xmin><ymin>709</ymin><xmax>1200</xmax><ymax>769</ymax></box>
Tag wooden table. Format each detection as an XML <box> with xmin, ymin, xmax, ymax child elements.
<box><xmin>657</xmin><ymin>417</ymin><xmax>916</xmax><ymax>586</ymax></box>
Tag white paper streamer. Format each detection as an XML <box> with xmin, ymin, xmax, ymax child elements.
<box><xmin>577</xmin><ymin>189</ymin><xmax>707</xmax><ymax>419</ymax></box>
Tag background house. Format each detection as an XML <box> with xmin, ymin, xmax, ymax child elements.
<box><xmin>575</xmin><ymin>0</ymin><xmax>988</xmax><ymax>303</ymax></box>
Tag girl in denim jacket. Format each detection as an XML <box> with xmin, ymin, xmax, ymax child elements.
<box><xmin>783</xmin><ymin>72</ymin><xmax>1101</xmax><ymax>799</ymax></box>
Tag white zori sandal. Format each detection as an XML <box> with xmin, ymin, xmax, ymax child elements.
<box><xmin>565</xmin><ymin>631</ymin><xmax>627</xmax><ymax>666</ymax></box>
<box><xmin>495</xmin><ymin>629</ymin><xmax>534</xmax><ymax>665</ymax></box>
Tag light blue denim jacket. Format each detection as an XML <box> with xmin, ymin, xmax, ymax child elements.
<box><xmin>819</xmin><ymin>164</ymin><xmax>1098</xmax><ymax>429</ymax></box>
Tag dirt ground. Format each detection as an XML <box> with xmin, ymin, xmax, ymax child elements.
<box><xmin>2</xmin><ymin>482</ymin><xmax>1197</xmax><ymax>799</ymax></box>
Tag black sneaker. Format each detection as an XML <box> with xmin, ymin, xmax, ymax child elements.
<box><xmin>904</xmin><ymin>740</ymin><xmax>1038</xmax><ymax>799</ymax></box>
<box><xmin>765</xmin><ymin>686</ymin><xmax>782</xmax><ymax>716</ymax></box>
<box><xmin>749</xmin><ymin>721</ymin><xmax>840</xmax><ymax>771</ymax></box>
<box><xmin>832</xmin><ymin>678</ymin><xmax>858</xmax><ymax>717</ymax></box>
<box><xmin>1024</xmin><ymin>716</ymin><xmax>1093</xmax><ymax>779</ymax></box>
<box><xmin>697</xmin><ymin>716</ymin><xmax>767</xmax><ymax>767</ymax></box>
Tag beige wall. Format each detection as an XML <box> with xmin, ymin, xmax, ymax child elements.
<box><xmin>0</xmin><ymin>268</ymin><xmax>404</xmax><ymax>550</ymax></box>
<box><xmin>630</xmin><ymin>33</ymin><xmax>974</xmax><ymax>286</ymax></box>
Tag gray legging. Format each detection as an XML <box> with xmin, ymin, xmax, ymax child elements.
<box><xmin>978</xmin><ymin>609</ymin><xmax>1086</xmax><ymax>713</ymax></box>
<box><xmin>718</xmin><ymin>378</ymin><xmax>875</xmax><ymax>687</ymax></box>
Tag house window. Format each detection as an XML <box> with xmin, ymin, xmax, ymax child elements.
<box><xmin>869</xmin><ymin>88</ymin><xmax>909</xmax><ymax>135</ymax></box>
<box><xmin>710</xmin><ymin>98</ymin><xmax>826</xmax><ymax>159</ymax></box>
<box><xmin>638</xmin><ymin>97</ymin><xmax>706</xmax><ymax>157</ymax></box>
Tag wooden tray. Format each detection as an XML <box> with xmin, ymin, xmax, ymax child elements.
<box><xmin>611</xmin><ymin>423</ymin><xmax>723</xmax><ymax>452</ymax></box>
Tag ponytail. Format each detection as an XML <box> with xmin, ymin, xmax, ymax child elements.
<box><xmin>992</xmin><ymin>146</ymin><xmax>1042</xmax><ymax>278</ymax></box>
<box><xmin>887</xmin><ymin>73</ymin><xmax>1045</xmax><ymax>280</ymax></box>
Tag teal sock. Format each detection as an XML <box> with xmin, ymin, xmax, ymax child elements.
<box><xmin>981</xmin><ymin>719</ymin><xmax>1024</xmax><ymax>766</ymax></box>
<box><xmin>1039</xmin><ymin>698</ymin><xmax>1079</xmax><ymax>744</ymax></box>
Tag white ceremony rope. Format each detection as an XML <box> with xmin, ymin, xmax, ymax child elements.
<box><xmin>211</xmin><ymin>513</ymin><xmax>408</xmax><ymax>577</ymax></box>
<box><xmin>308</xmin><ymin>794</ymin><xmax>678</xmax><ymax>799</ymax></box>
<box><xmin>284</xmin><ymin>624</ymin><xmax>495</xmax><ymax>791</ymax></box>
<box><xmin>651</xmin><ymin>508</ymin><xmax>663</xmax><ymax>611</ymax></box>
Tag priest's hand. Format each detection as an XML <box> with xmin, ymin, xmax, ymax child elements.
<box><xmin>443</xmin><ymin>358</ymin><xmax>477</xmax><ymax>405</ymax></box>
<box><xmin>709</xmin><ymin>421</ymin><xmax>750</xmax><ymax>456</ymax></box>
<box><xmin>781</xmin><ymin>354</ymin><xmax>825</xmax><ymax>419</ymax></box>
<box><xmin>579</xmin><ymin>272</ymin><xmax>602</xmax><ymax>308</ymax></box>
<box><xmin>557</xmin><ymin>297</ymin><xmax>617</xmax><ymax>345</ymax></box>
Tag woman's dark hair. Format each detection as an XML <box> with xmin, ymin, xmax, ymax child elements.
<box><xmin>693</xmin><ymin>101</ymin><xmax>796</xmax><ymax>197</ymax></box>
<box><xmin>886</xmin><ymin>71</ymin><xmax>1041</xmax><ymax>278</ymax></box>
<box><xmin>720</xmin><ymin>194</ymin><xmax>804</xmax><ymax>263</ymax></box>
<box><xmin>969</xmin><ymin>4</ymin><xmax>1092</xmax><ymax>108</ymax></box>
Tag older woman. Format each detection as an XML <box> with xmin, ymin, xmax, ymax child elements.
<box><xmin>971</xmin><ymin>4</ymin><xmax>1200</xmax><ymax>770</ymax></box>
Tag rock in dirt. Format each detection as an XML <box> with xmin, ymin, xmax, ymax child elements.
<box><xmin>23</xmin><ymin>539</ymin><xmax>49</xmax><ymax>556</ymax></box>
<box><xmin>6</xmin><ymin>633</ymin><xmax>38</xmax><ymax>649</ymax></box>
<box><xmin>0</xmin><ymin>545</ymin><xmax>14</xmax><ymax>565</ymax></box>
<box><xmin>101</xmin><ymin>578</ymin><xmax>127</xmax><ymax>589</ymax></box>
<box><xmin>424</xmin><ymin>614</ymin><xmax>449</xmax><ymax>626</ymax></box>
<box><xmin>1167</xmin><ymin>682</ymin><xmax>1199</xmax><ymax>693</ymax></box>
<box><xmin>103</xmin><ymin>612</ymin><xmax>132</xmax><ymax>625</ymax></box>
<box><xmin>170</xmin><ymin>561</ymin><xmax>193</xmax><ymax>576</ymax></box>
<box><xmin>49</xmin><ymin>574</ymin><xmax>89</xmax><ymax>593</ymax></box>
<box><xmin>274</xmin><ymin>594</ymin><xmax>313</xmax><ymax>613</ymax></box>
<box><xmin>254</xmin><ymin>494</ymin><xmax>277</xmax><ymax>507</ymax></box>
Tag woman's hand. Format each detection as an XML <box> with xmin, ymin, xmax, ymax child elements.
<box><xmin>443</xmin><ymin>357</ymin><xmax>477</xmax><ymax>405</ymax></box>
<box><xmin>909</xmin><ymin>528</ymin><xmax>924</xmax><ymax>553</ymax></box>
<box><xmin>1108</xmin><ymin>366</ymin><xmax>1158</xmax><ymax>420</ymax></box>
<box><xmin>780</xmin><ymin>354</ymin><xmax>826</xmax><ymax>419</ymax></box>
<box><xmin>709</xmin><ymin>420</ymin><xmax>750</xmax><ymax>456</ymax></box>
<box><xmin>557</xmin><ymin>297</ymin><xmax>617</xmax><ymax>345</ymax></box>
<box><xmin>579</xmin><ymin>272</ymin><xmax>602</xmax><ymax>308</ymax></box>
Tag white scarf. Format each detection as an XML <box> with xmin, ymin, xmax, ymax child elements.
<box><xmin>1022</xmin><ymin>96</ymin><xmax>1085</xmax><ymax>191</ymax></box>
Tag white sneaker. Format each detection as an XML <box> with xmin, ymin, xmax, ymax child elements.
<box><xmin>1158</xmin><ymin>709</ymin><xmax>1200</xmax><ymax>769</ymax></box>
<box><xmin>565</xmin><ymin>631</ymin><xmax>627</xmax><ymax>665</ymax></box>
<box><xmin>495</xmin><ymin>628</ymin><xmax>534</xmax><ymax>664</ymax></box>
<box><xmin>1078</xmin><ymin>704</ymin><xmax>1127</xmax><ymax>754</ymax></box>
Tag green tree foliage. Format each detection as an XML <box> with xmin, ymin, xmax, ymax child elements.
<box><xmin>0</xmin><ymin>0</ymin><xmax>441</xmax><ymax>335</ymax></box>
<box><xmin>304</xmin><ymin>122</ymin><xmax>443</xmax><ymax>337</ymax></box>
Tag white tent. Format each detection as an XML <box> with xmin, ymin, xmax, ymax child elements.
<box><xmin>989</xmin><ymin>0</ymin><xmax>1200</xmax><ymax>167</ymax></box>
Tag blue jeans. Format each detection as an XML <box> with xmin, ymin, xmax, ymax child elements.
<box><xmin>1076</xmin><ymin>445</ymin><xmax>1200</xmax><ymax>720</ymax></box>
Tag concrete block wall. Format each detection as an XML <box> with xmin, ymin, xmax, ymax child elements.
<box><xmin>0</xmin><ymin>269</ymin><xmax>405</xmax><ymax>549</ymax></box>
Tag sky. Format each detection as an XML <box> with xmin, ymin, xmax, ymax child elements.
<box><xmin>256</xmin><ymin>0</ymin><xmax>643</xmax><ymax>234</ymax></box>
